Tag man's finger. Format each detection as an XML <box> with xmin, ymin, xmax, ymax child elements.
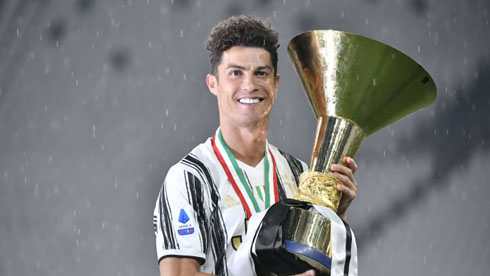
<box><xmin>330</xmin><ymin>165</ymin><xmax>356</xmax><ymax>185</ymax></box>
<box><xmin>343</xmin><ymin>157</ymin><xmax>358</xmax><ymax>174</ymax></box>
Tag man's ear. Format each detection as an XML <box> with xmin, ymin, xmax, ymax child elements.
<box><xmin>206</xmin><ymin>74</ymin><xmax>218</xmax><ymax>96</ymax></box>
<box><xmin>274</xmin><ymin>74</ymin><xmax>280</xmax><ymax>96</ymax></box>
<box><xmin>275</xmin><ymin>74</ymin><xmax>280</xmax><ymax>87</ymax></box>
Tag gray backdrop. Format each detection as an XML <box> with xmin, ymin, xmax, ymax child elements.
<box><xmin>1</xmin><ymin>0</ymin><xmax>489</xmax><ymax>275</ymax></box>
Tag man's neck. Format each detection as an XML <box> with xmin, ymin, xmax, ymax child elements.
<box><xmin>220</xmin><ymin>122</ymin><xmax>268</xmax><ymax>167</ymax></box>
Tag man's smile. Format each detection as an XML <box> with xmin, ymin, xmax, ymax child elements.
<box><xmin>237</xmin><ymin>97</ymin><xmax>264</xmax><ymax>104</ymax></box>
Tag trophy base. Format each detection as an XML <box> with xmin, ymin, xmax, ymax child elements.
<box><xmin>254</xmin><ymin>199</ymin><xmax>332</xmax><ymax>276</ymax></box>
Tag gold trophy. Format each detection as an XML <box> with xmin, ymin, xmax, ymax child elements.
<box><xmin>254</xmin><ymin>30</ymin><xmax>436</xmax><ymax>275</ymax></box>
<box><xmin>288</xmin><ymin>30</ymin><xmax>437</xmax><ymax>211</ymax></box>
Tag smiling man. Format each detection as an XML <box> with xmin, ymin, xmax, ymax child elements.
<box><xmin>153</xmin><ymin>15</ymin><xmax>358</xmax><ymax>276</ymax></box>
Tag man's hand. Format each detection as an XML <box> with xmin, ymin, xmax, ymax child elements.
<box><xmin>291</xmin><ymin>269</ymin><xmax>316</xmax><ymax>276</ymax></box>
<box><xmin>328</xmin><ymin>157</ymin><xmax>358</xmax><ymax>221</ymax></box>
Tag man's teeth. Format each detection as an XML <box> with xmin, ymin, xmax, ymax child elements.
<box><xmin>239</xmin><ymin>98</ymin><xmax>261</xmax><ymax>104</ymax></box>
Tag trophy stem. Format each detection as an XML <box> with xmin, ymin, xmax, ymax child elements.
<box><xmin>311</xmin><ymin>116</ymin><xmax>364</xmax><ymax>173</ymax></box>
<box><xmin>294</xmin><ymin>117</ymin><xmax>364</xmax><ymax>211</ymax></box>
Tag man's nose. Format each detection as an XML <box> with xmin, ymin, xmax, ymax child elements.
<box><xmin>241</xmin><ymin>73</ymin><xmax>257</xmax><ymax>91</ymax></box>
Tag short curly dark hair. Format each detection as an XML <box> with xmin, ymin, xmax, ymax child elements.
<box><xmin>206</xmin><ymin>15</ymin><xmax>279</xmax><ymax>76</ymax></box>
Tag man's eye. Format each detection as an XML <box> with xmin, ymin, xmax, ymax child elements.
<box><xmin>231</xmin><ymin>70</ymin><xmax>241</xmax><ymax>76</ymax></box>
<box><xmin>256</xmin><ymin>71</ymin><xmax>268</xmax><ymax>76</ymax></box>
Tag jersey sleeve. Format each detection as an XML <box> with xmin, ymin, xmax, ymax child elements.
<box><xmin>153</xmin><ymin>163</ymin><xmax>209</xmax><ymax>263</ymax></box>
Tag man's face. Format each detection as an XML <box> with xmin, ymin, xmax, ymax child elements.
<box><xmin>206</xmin><ymin>46</ymin><xmax>280</xmax><ymax>128</ymax></box>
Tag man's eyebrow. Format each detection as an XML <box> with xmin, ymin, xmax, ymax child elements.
<box><xmin>256</xmin><ymin>65</ymin><xmax>273</xmax><ymax>71</ymax></box>
<box><xmin>225</xmin><ymin>65</ymin><xmax>273</xmax><ymax>71</ymax></box>
<box><xmin>226</xmin><ymin>65</ymin><xmax>246</xmax><ymax>70</ymax></box>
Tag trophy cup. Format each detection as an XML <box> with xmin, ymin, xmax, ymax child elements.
<box><xmin>253</xmin><ymin>30</ymin><xmax>436</xmax><ymax>275</ymax></box>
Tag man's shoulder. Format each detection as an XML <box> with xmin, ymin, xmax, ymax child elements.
<box><xmin>166</xmin><ymin>137</ymin><xmax>216</xmax><ymax>181</ymax></box>
<box><xmin>268</xmin><ymin>144</ymin><xmax>308</xmax><ymax>171</ymax></box>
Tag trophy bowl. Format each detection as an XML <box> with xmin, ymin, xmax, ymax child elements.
<box><xmin>253</xmin><ymin>30</ymin><xmax>437</xmax><ymax>275</ymax></box>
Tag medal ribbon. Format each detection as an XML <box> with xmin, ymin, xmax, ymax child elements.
<box><xmin>211</xmin><ymin>128</ymin><xmax>278</xmax><ymax>218</ymax></box>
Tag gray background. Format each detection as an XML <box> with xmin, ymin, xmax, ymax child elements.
<box><xmin>1</xmin><ymin>0</ymin><xmax>489</xmax><ymax>275</ymax></box>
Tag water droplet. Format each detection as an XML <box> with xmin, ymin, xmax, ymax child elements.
<box><xmin>34</xmin><ymin>183</ymin><xmax>39</xmax><ymax>197</ymax></box>
<box><xmin>417</xmin><ymin>45</ymin><xmax>421</xmax><ymax>53</ymax></box>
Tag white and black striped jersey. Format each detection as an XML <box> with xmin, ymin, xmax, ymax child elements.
<box><xmin>153</xmin><ymin>131</ymin><xmax>307</xmax><ymax>275</ymax></box>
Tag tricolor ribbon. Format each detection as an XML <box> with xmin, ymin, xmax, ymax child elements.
<box><xmin>212</xmin><ymin>128</ymin><xmax>278</xmax><ymax>218</ymax></box>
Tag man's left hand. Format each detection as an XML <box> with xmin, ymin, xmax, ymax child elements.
<box><xmin>328</xmin><ymin>157</ymin><xmax>358</xmax><ymax>221</ymax></box>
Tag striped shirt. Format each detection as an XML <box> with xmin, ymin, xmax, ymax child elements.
<box><xmin>153</xmin><ymin>133</ymin><xmax>307</xmax><ymax>275</ymax></box>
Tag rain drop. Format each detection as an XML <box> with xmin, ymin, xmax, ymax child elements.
<box><xmin>34</xmin><ymin>183</ymin><xmax>39</xmax><ymax>197</ymax></box>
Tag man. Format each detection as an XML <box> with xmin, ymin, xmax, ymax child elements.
<box><xmin>154</xmin><ymin>15</ymin><xmax>358</xmax><ymax>276</ymax></box>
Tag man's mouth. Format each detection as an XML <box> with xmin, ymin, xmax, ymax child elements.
<box><xmin>238</xmin><ymin>97</ymin><xmax>263</xmax><ymax>104</ymax></box>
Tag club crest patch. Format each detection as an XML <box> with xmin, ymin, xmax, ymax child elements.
<box><xmin>177</xmin><ymin>208</ymin><xmax>194</xmax><ymax>236</ymax></box>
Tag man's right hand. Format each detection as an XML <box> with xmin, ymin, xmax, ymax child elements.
<box><xmin>159</xmin><ymin>257</ymin><xmax>214</xmax><ymax>276</ymax></box>
<box><xmin>291</xmin><ymin>269</ymin><xmax>316</xmax><ymax>276</ymax></box>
